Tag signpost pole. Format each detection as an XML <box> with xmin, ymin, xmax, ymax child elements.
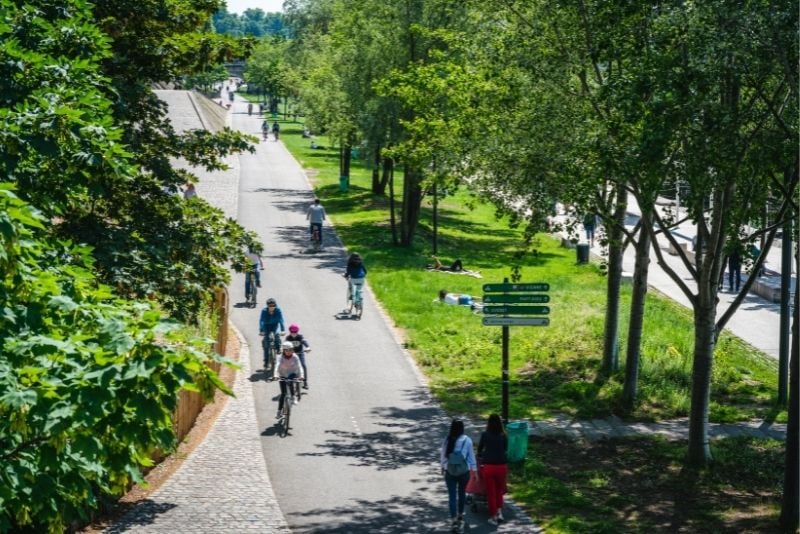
<box><xmin>501</xmin><ymin>277</ymin><xmax>509</xmax><ymax>424</ymax></box>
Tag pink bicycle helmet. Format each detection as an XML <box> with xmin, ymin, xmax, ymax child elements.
<box><xmin>288</xmin><ymin>323</ymin><xmax>299</xmax><ymax>333</ymax></box>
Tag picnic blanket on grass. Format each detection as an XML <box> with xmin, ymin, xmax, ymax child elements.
<box><xmin>426</xmin><ymin>268</ymin><xmax>482</xmax><ymax>279</ymax></box>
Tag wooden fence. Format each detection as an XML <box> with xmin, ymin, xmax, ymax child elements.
<box><xmin>173</xmin><ymin>287</ymin><xmax>229</xmax><ymax>443</ymax></box>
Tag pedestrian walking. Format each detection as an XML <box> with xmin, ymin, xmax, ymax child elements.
<box><xmin>440</xmin><ymin>419</ymin><xmax>477</xmax><ymax>532</ymax></box>
<box><xmin>477</xmin><ymin>414</ymin><xmax>508</xmax><ymax>525</ymax></box>
<box><xmin>583</xmin><ymin>213</ymin><xmax>596</xmax><ymax>247</ymax></box>
<box><xmin>728</xmin><ymin>247</ymin><xmax>742</xmax><ymax>292</ymax></box>
<box><xmin>183</xmin><ymin>183</ymin><xmax>197</xmax><ymax>199</ymax></box>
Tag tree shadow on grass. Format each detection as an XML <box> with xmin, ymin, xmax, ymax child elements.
<box><xmin>524</xmin><ymin>436</ymin><xmax>783</xmax><ymax>533</ymax></box>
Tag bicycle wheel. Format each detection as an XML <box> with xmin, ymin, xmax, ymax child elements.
<box><xmin>282</xmin><ymin>401</ymin><xmax>291</xmax><ymax>437</ymax></box>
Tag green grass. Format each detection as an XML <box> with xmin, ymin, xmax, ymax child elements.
<box><xmin>278</xmin><ymin>118</ymin><xmax>785</xmax><ymax>425</ymax></box>
<box><xmin>512</xmin><ymin>436</ymin><xmax>785</xmax><ymax>532</ymax></box>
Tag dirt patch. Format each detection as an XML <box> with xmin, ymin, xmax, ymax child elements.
<box><xmin>80</xmin><ymin>325</ymin><xmax>240</xmax><ymax>533</ymax></box>
<box><xmin>514</xmin><ymin>435</ymin><xmax>785</xmax><ymax>533</ymax></box>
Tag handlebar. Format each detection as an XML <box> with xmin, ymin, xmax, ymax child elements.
<box><xmin>270</xmin><ymin>377</ymin><xmax>304</xmax><ymax>383</ymax></box>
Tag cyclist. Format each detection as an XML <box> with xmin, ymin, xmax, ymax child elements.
<box><xmin>259</xmin><ymin>298</ymin><xmax>285</xmax><ymax>368</ymax></box>
<box><xmin>261</xmin><ymin>120</ymin><xmax>269</xmax><ymax>141</ymax></box>
<box><xmin>273</xmin><ymin>341</ymin><xmax>304</xmax><ymax>418</ymax></box>
<box><xmin>285</xmin><ymin>324</ymin><xmax>310</xmax><ymax>389</ymax></box>
<box><xmin>244</xmin><ymin>247</ymin><xmax>263</xmax><ymax>299</ymax></box>
<box><xmin>344</xmin><ymin>252</ymin><xmax>367</xmax><ymax>305</ymax></box>
<box><xmin>271</xmin><ymin>120</ymin><xmax>280</xmax><ymax>140</ymax></box>
<box><xmin>306</xmin><ymin>198</ymin><xmax>326</xmax><ymax>247</ymax></box>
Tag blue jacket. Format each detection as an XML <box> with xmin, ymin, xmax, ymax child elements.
<box><xmin>346</xmin><ymin>263</ymin><xmax>367</xmax><ymax>278</ymax></box>
<box><xmin>259</xmin><ymin>307</ymin><xmax>285</xmax><ymax>333</ymax></box>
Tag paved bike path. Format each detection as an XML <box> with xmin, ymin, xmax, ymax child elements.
<box><xmin>229</xmin><ymin>101</ymin><xmax>539</xmax><ymax>533</ymax></box>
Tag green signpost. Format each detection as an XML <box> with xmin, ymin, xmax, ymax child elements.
<box><xmin>482</xmin><ymin>279</ymin><xmax>551</xmax><ymax>423</ymax></box>
<box><xmin>483</xmin><ymin>283</ymin><xmax>549</xmax><ymax>292</ymax></box>
<box><xmin>483</xmin><ymin>294</ymin><xmax>550</xmax><ymax>304</ymax></box>
<box><xmin>483</xmin><ymin>305</ymin><xmax>550</xmax><ymax>315</ymax></box>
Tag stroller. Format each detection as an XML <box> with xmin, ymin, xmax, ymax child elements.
<box><xmin>466</xmin><ymin>465</ymin><xmax>508</xmax><ymax>514</ymax></box>
<box><xmin>465</xmin><ymin>468</ymin><xmax>487</xmax><ymax>512</ymax></box>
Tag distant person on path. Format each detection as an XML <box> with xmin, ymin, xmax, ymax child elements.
<box><xmin>271</xmin><ymin>120</ymin><xmax>280</xmax><ymax>140</ymax></box>
<box><xmin>478</xmin><ymin>414</ymin><xmax>508</xmax><ymax>525</ymax></box>
<box><xmin>440</xmin><ymin>419</ymin><xmax>477</xmax><ymax>532</ymax></box>
<box><xmin>582</xmin><ymin>213</ymin><xmax>596</xmax><ymax>247</ymax></box>
<box><xmin>285</xmin><ymin>324</ymin><xmax>310</xmax><ymax>390</ymax></box>
<box><xmin>344</xmin><ymin>252</ymin><xmax>367</xmax><ymax>301</ymax></box>
<box><xmin>183</xmin><ymin>183</ymin><xmax>197</xmax><ymax>199</ymax></box>
<box><xmin>244</xmin><ymin>246</ymin><xmax>264</xmax><ymax>295</ymax></box>
<box><xmin>306</xmin><ymin>198</ymin><xmax>326</xmax><ymax>246</ymax></box>
<box><xmin>728</xmin><ymin>247</ymin><xmax>742</xmax><ymax>292</ymax></box>
<box><xmin>261</xmin><ymin>119</ymin><xmax>269</xmax><ymax>141</ymax></box>
<box><xmin>429</xmin><ymin>256</ymin><xmax>463</xmax><ymax>272</ymax></box>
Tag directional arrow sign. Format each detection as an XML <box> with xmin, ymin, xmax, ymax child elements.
<box><xmin>483</xmin><ymin>294</ymin><xmax>550</xmax><ymax>304</ymax></box>
<box><xmin>482</xmin><ymin>317</ymin><xmax>550</xmax><ymax>326</ymax></box>
<box><xmin>484</xmin><ymin>305</ymin><xmax>550</xmax><ymax>315</ymax></box>
<box><xmin>483</xmin><ymin>283</ymin><xmax>549</xmax><ymax>293</ymax></box>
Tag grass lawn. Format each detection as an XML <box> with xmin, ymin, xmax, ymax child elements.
<box><xmin>278</xmin><ymin>119</ymin><xmax>784</xmax><ymax>425</ymax></box>
<box><xmin>512</xmin><ymin>435</ymin><xmax>784</xmax><ymax>533</ymax></box>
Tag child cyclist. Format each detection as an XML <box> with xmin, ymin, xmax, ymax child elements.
<box><xmin>273</xmin><ymin>341</ymin><xmax>304</xmax><ymax>418</ymax></box>
<box><xmin>285</xmin><ymin>324</ymin><xmax>310</xmax><ymax>390</ymax></box>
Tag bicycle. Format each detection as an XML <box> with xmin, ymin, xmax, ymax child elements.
<box><xmin>245</xmin><ymin>270</ymin><xmax>258</xmax><ymax>308</ymax></box>
<box><xmin>272</xmin><ymin>377</ymin><xmax>303</xmax><ymax>437</ymax></box>
<box><xmin>347</xmin><ymin>277</ymin><xmax>364</xmax><ymax>319</ymax></box>
<box><xmin>261</xmin><ymin>331</ymin><xmax>282</xmax><ymax>371</ymax></box>
<box><xmin>310</xmin><ymin>224</ymin><xmax>322</xmax><ymax>252</ymax></box>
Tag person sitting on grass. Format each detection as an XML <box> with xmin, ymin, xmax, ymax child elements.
<box><xmin>428</xmin><ymin>256</ymin><xmax>464</xmax><ymax>272</ymax></box>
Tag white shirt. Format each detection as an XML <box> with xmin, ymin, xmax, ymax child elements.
<box><xmin>307</xmin><ymin>204</ymin><xmax>326</xmax><ymax>224</ymax></box>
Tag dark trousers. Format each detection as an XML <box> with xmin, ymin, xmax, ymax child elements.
<box><xmin>310</xmin><ymin>222</ymin><xmax>322</xmax><ymax>245</ymax></box>
<box><xmin>729</xmin><ymin>264</ymin><xmax>741</xmax><ymax>291</ymax></box>
<box><xmin>297</xmin><ymin>352</ymin><xmax>308</xmax><ymax>384</ymax></box>
<box><xmin>444</xmin><ymin>471</ymin><xmax>470</xmax><ymax>519</ymax></box>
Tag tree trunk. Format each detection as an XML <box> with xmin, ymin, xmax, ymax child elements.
<box><xmin>432</xmin><ymin>182</ymin><xmax>438</xmax><ymax>255</ymax></box>
<box><xmin>340</xmin><ymin>143</ymin><xmax>352</xmax><ymax>184</ymax></box>
<box><xmin>687</xmin><ymin>296</ymin><xmax>718</xmax><ymax>467</ymax></box>
<box><xmin>622</xmin><ymin>225</ymin><xmax>651</xmax><ymax>410</ymax></box>
<box><xmin>779</xmin><ymin>232</ymin><xmax>799</xmax><ymax>530</ymax></box>
<box><xmin>378</xmin><ymin>155</ymin><xmax>392</xmax><ymax>195</ymax></box>
<box><xmin>400</xmin><ymin>165</ymin><xmax>423</xmax><ymax>247</ymax></box>
<box><xmin>371</xmin><ymin>147</ymin><xmax>381</xmax><ymax>194</ymax></box>
<box><xmin>388</xmin><ymin>160</ymin><xmax>398</xmax><ymax>246</ymax></box>
<box><xmin>602</xmin><ymin>186</ymin><xmax>627</xmax><ymax>374</ymax></box>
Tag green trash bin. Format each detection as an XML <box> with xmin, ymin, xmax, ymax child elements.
<box><xmin>506</xmin><ymin>421</ymin><xmax>529</xmax><ymax>463</ymax></box>
<box><xmin>339</xmin><ymin>175</ymin><xmax>349</xmax><ymax>192</ymax></box>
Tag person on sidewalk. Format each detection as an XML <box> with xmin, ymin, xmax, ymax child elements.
<box><xmin>728</xmin><ymin>247</ymin><xmax>742</xmax><ymax>292</ymax></box>
<box><xmin>285</xmin><ymin>324</ymin><xmax>310</xmax><ymax>389</ymax></box>
<box><xmin>440</xmin><ymin>419</ymin><xmax>477</xmax><ymax>532</ymax></box>
<box><xmin>244</xmin><ymin>246</ymin><xmax>264</xmax><ymax>298</ymax></box>
<box><xmin>478</xmin><ymin>414</ymin><xmax>509</xmax><ymax>525</ymax></box>
<box><xmin>306</xmin><ymin>198</ymin><xmax>326</xmax><ymax>247</ymax></box>
<box><xmin>582</xmin><ymin>213</ymin><xmax>596</xmax><ymax>247</ymax></box>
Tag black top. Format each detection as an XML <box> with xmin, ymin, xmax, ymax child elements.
<box><xmin>477</xmin><ymin>430</ymin><xmax>507</xmax><ymax>465</ymax></box>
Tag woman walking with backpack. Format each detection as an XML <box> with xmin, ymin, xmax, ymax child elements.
<box><xmin>440</xmin><ymin>419</ymin><xmax>477</xmax><ymax>532</ymax></box>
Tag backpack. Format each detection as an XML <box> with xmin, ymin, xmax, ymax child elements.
<box><xmin>446</xmin><ymin>438</ymin><xmax>469</xmax><ymax>476</ymax></box>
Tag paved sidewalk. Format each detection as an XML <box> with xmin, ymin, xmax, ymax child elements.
<box><xmin>556</xmin><ymin>197</ymin><xmax>787</xmax><ymax>359</ymax></box>
<box><xmin>106</xmin><ymin>328</ymin><xmax>291</xmax><ymax>533</ymax></box>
